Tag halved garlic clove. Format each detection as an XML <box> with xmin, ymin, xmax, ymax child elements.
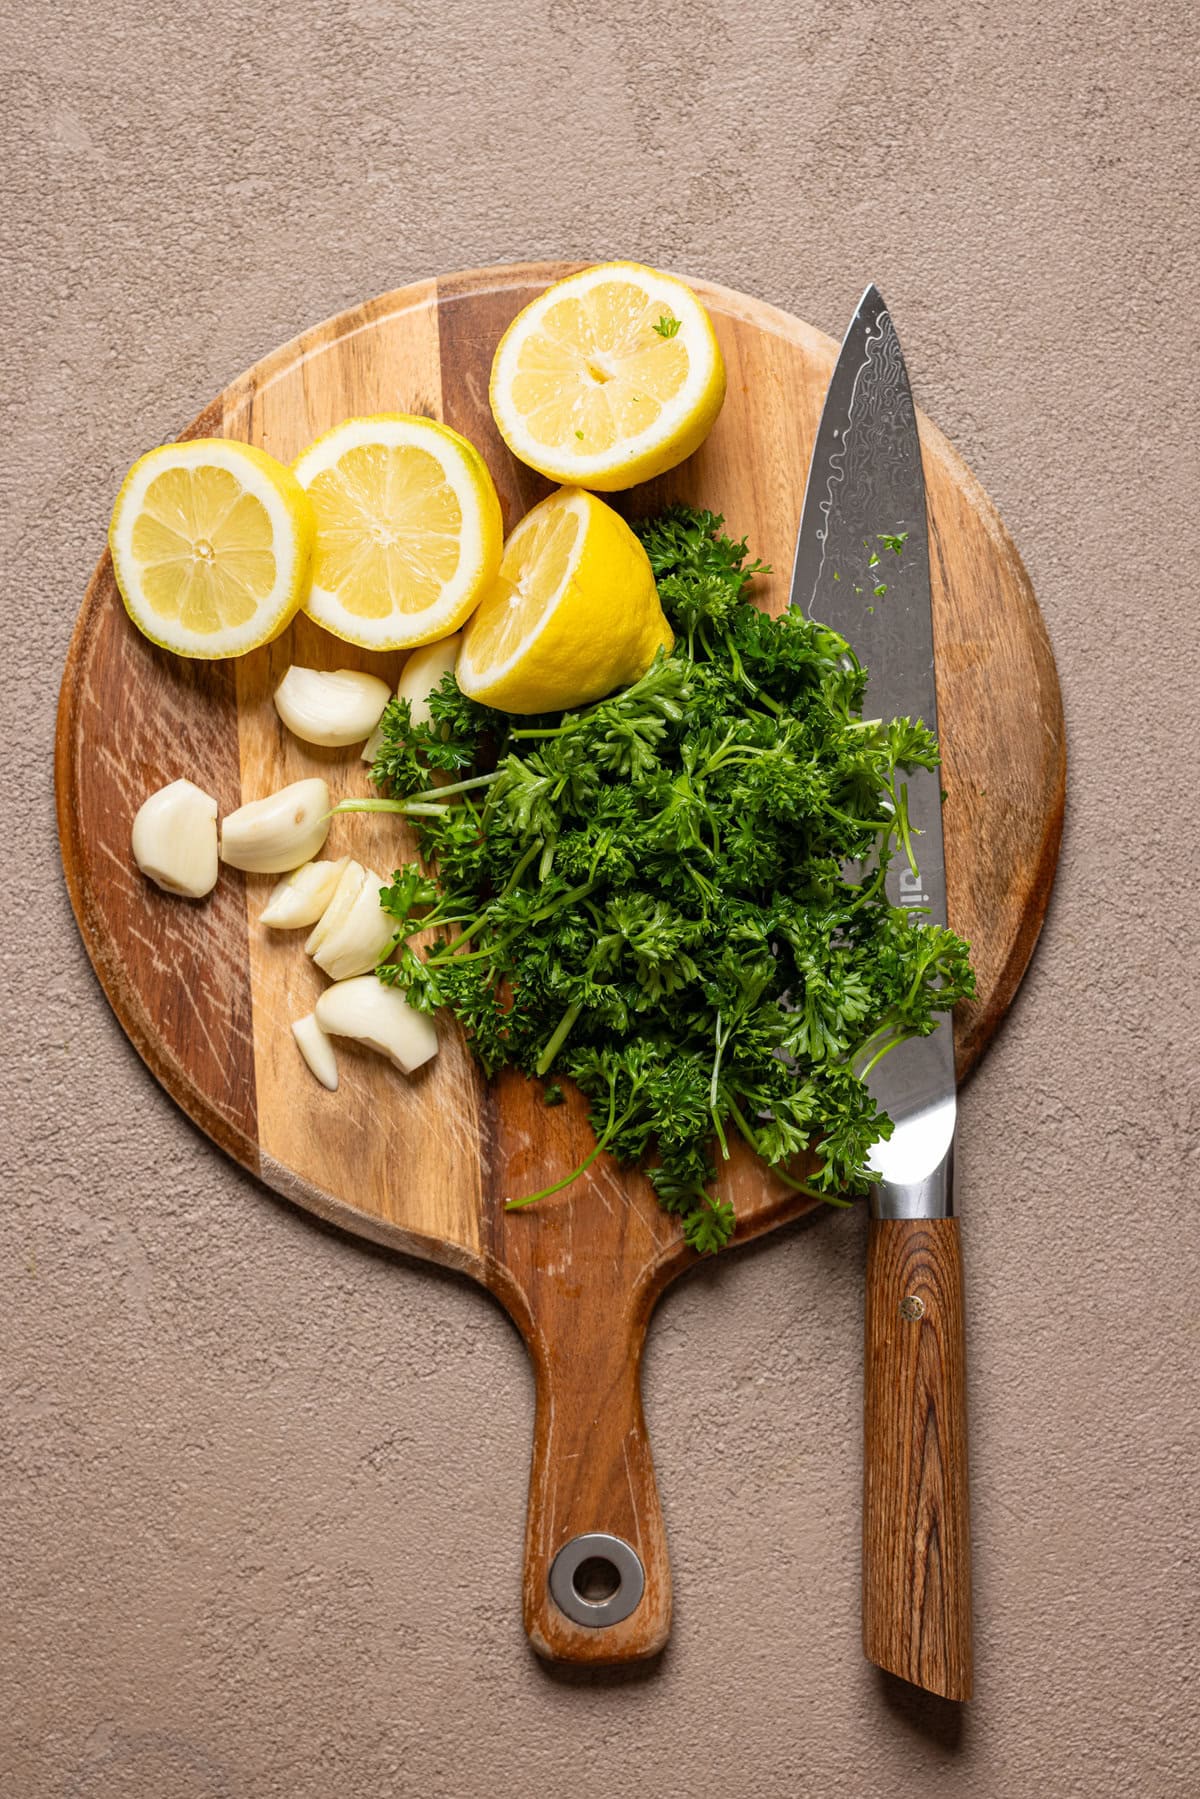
<box><xmin>315</xmin><ymin>976</ymin><xmax>438</xmax><ymax>1073</ymax></box>
<box><xmin>275</xmin><ymin>667</ymin><xmax>392</xmax><ymax>748</ymax></box>
<box><xmin>259</xmin><ymin>857</ymin><xmax>349</xmax><ymax>929</ymax></box>
<box><xmin>310</xmin><ymin>866</ymin><xmax>396</xmax><ymax>980</ymax></box>
<box><xmin>305</xmin><ymin>860</ymin><xmax>366</xmax><ymax>956</ymax></box>
<box><xmin>220</xmin><ymin>778</ymin><xmax>331</xmax><ymax>874</ymax></box>
<box><xmin>292</xmin><ymin>1013</ymin><xmax>339</xmax><ymax>1090</ymax></box>
<box><xmin>362</xmin><ymin>631</ymin><xmax>462</xmax><ymax>762</ymax></box>
<box><xmin>131</xmin><ymin>779</ymin><xmax>219</xmax><ymax>898</ymax></box>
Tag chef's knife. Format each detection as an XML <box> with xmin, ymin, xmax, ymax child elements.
<box><xmin>790</xmin><ymin>286</ymin><xmax>972</xmax><ymax>1701</ymax></box>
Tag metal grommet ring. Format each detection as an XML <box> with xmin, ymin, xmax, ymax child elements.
<box><xmin>548</xmin><ymin>1532</ymin><xmax>645</xmax><ymax>1627</ymax></box>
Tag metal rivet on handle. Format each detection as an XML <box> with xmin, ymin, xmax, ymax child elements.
<box><xmin>548</xmin><ymin>1532</ymin><xmax>645</xmax><ymax>1628</ymax></box>
<box><xmin>899</xmin><ymin>1294</ymin><xmax>926</xmax><ymax>1321</ymax></box>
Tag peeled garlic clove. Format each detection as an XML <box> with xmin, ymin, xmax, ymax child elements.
<box><xmin>400</xmin><ymin>633</ymin><xmax>462</xmax><ymax>726</ymax></box>
<box><xmin>131</xmin><ymin>779</ymin><xmax>219</xmax><ymax>898</ymax></box>
<box><xmin>275</xmin><ymin>667</ymin><xmax>392</xmax><ymax>748</ymax></box>
<box><xmin>311</xmin><ymin>867</ymin><xmax>396</xmax><ymax>980</ymax></box>
<box><xmin>315</xmin><ymin>976</ymin><xmax>438</xmax><ymax>1074</ymax></box>
<box><xmin>259</xmin><ymin>857</ymin><xmax>349</xmax><ymax>929</ymax></box>
<box><xmin>305</xmin><ymin>860</ymin><xmax>366</xmax><ymax>956</ymax></box>
<box><xmin>220</xmin><ymin>778</ymin><xmax>331</xmax><ymax>874</ymax></box>
<box><xmin>292</xmin><ymin>1013</ymin><xmax>338</xmax><ymax>1091</ymax></box>
<box><xmin>362</xmin><ymin>632</ymin><xmax>462</xmax><ymax>762</ymax></box>
<box><xmin>361</xmin><ymin>713</ymin><xmax>390</xmax><ymax>766</ymax></box>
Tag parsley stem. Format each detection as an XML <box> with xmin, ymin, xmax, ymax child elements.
<box><xmin>528</xmin><ymin>876</ymin><xmax>600</xmax><ymax>922</ymax></box>
<box><xmin>726</xmin><ymin>1097</ymin><xmax>849</xmax><ymax>1206</ymax></box>
<box><xmin>509</xmin><ymin>720</ymin><xmax>581</xmax><ymax>741</ymax></box>
<box><xmin>335</xmin><ymin>771</ymin><xmax>500</xmax><ymax>818</ymax></box>
<box><xmin>857</xmin><ymin>1030</ymin><xmax>912</xmax><ymax>1082</ymax></box>
<box><xmin>506</xmin><ymin>1085</ymin><xmax>629</xmax><ymax>1210</ymax></box>
<box><xmin>773</xmin><ymin>1162</ymin><xmax>852</xmax><ymax>1206</ymax></box>
<box><xmin>407</xmin><ymin>772</ymin><xmax>501</xmax><ymax>803</ymax></box>
<box><xmin>535</xmin><ymin>1000</ymin><xmax>582</xmax><ymax>1077</ymax></box>
<box><xmin>822</xmin><ymin>801</ymin><xmax>895</xmax><ymax>831</ymax></box>
<box><xmin>334</xmin><ymin>797</ymin><xmax>417</xmax><ymax>815</ymax></box>
<box><xmin>848</xmin><ymin>854</ymin><xmax>890</xmax><ymax>910</ymax></box>
<box><xmin>889</xmin><ymin>779</ymin><xmax>920</xmax><ymax>879</ymax></box>
<box><xmin>425</xmin><ymin>842</ymin><xmax>543</xmax><ymax>961</ymax></box>
<box><xmin>505</xmin><ymin>840</ymin><xmax>543</xmax><ymax>888</ymax></box>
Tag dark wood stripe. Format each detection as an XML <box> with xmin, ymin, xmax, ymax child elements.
<box><xmin>434</xmin><ymin>269</ymin><xmax>557</xmax><ymax>533</ymax></box>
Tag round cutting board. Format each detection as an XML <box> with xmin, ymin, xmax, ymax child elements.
<box><xmin>55</xmin><ymin>263</ymin><xmax>1065</xmax><ymax>1664</ymax></box>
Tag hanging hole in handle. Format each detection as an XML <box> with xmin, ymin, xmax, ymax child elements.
<box><xmin>549</xmin><ymin>1532</ymin><xmax>645</xmax><ymax>1627</ymax></box>
<box><xmin>573</xmin><ymin>1556</ymin><xmax>621</xmax><ymax>1603</ymax></box>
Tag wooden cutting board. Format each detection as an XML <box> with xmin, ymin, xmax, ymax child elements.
<box><xmin>55</xmin><ymin>263</ymin><xmax>1064</xmax><ymax>1665</ymax></box>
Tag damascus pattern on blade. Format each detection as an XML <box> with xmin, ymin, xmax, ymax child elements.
<box><xmin>792</xmin><ymin>291</ymin><xmax>930</xmax><ymax>683</ymax></box>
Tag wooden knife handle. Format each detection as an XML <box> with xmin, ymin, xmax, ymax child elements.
<box><xmin>520</xmin><ymin>1287</ymin><xmax>670</xmax><ymax>1664</ymax></box>
<box><xmin>863</xmin><ymin>1215</ymin><xmax>973</xmax><ymax>1699</ymax></box>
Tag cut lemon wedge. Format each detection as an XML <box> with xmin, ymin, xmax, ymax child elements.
<box><xmin>489</xmin><ymin>262</ymin><xmax>726</xmax><ymax>491</ymax></box>
<box><xmin>108</xmin><ymin>440</ymin><xmax>314</xmax><ymax>658</ymax></box>
<box><xmin>292</xmin><ymin>414</ymin><xmax>503</xmax><ymax>650</ymax></box>
<box><xmin>457</xmin><ymin>487</ymin><xmax>673</xmax><ymax>714</ymax></box>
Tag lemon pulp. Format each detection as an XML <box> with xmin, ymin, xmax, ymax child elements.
<box><xmin>293</xmin><ymin>415</ymin><xmax>503</xmax><ymax>651</ymax></box>
<box><xmin>108</xmin><ymin>439</ymin><xmax>313</xmax><ymax>659</ymax></box>
<box><xmin>510</xmin><ymin>281</ymin><xmax>690</xmax><ymax>455</ymax></box>
<box><xmin>489</xmin><ymin>262</ymin><xmax>726</xmax><ymax>492</ymax></box>
<box><xmin>131</xmin><ymin>465</ymin><xmax>277</xmax><ymax>634</ymax></box>
<box><xmin>307</xmin><ymin>443</ymin><xmax>464</xmax><ymax>618</ymax></box>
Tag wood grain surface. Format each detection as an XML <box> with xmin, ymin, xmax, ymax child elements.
<box><xmin>55</xmin><ymin>263</ymin><xmax>1064</xmax><ymax>1663</ymax></box>
<box><xmin>863</xmin><ymin>1218</ymin><xmax>973</xmax><ymax>1699</ymax></box>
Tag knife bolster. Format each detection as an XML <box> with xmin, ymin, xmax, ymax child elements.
<box><xmin>871</xmin><ymin>1141</ymin><xmax>954</xmax><ymax>1220</ymax></box>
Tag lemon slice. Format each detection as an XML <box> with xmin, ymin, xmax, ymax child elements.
<box><xmin>489</xmin><ymin>262</ymin><xmax>726</xmax><ymax>492</ymax></box>
<box><xmin>457</xmin><ymin>487</ymin><xmax>673</xmax><ymax>714</ymax></box>
<box><xmin>108</xmin><ymin>440</ymin><xmax>314</xmax><ymax>658</ymax></box>
<box><xmin>292</xmin><ymin>414</ymin><xmax>503</xmax><ymax>651</ymax></box>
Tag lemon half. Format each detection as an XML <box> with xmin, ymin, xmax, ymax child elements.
<box><xmin>108</xmin><ymin>439</ymin><xmax>314</xmax><ymax>658</ymax></box>
<box><xmin>489</xmin><ymin>262</ymin><xmax>726</xmax><ymax>492</ymax></box>
<box><xmin>457</xmin><ymin>486</ymin><xmax>673</xmax><ymax>714</ymax></box>
<box><xmin>293</xmin><ymin>414</ymin><xmax>503</xmax><ymax>651</ymax></box>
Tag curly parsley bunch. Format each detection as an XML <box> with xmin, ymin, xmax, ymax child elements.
<box><xmin>344</xmin><ymin>507</ymin><xmax>973</xmax><ymax>1253</ymax></box>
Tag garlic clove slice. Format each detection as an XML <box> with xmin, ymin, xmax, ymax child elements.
<box><xmin>132</xmin><ymin>779</ymin><xmax>219</xmax><ymax>898</ymax></box>
<box><xmin>292</xmin><ymin>1013</ymin><xmax>339</xmax><ymax>1090</ymax></box>
<box><xmin>259</xmin><ymin>857</ymin><xmax>349</xmax><ymax>929</ymax></box>
<box><xmin>362</xmin><ymin>631</ymin><xmax>462</xmax><ymax>762</ymax></box>
<box><xmin>315</xmin><ymin>976</ymin><xmax>438</xmax><ymax>1074</ymax></box>
<box><xmin>304</xmin><ymin>860</ymin><xmax>366</xmax><ymax>956</ymax></box>
<box><xmin>275</xmin><ymin>667</ymin><xmax>392</xmax><ymax>748</ymax></box>
<box><xmin>311</xmin><ymin>867</ymin><xmax>396</xmax><ymax>981</ymax></box>
<box><xmin>220</xmin><ymin>778</ymin><xmax>331</xmax><ymax>874</ymax></box>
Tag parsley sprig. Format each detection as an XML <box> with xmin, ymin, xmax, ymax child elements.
<box><xmin>342</xmin><ymin>507</ymin><xmax>973</xmax><ymax>1253</ymax></box>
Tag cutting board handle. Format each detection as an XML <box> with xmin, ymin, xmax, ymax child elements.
<box><xmin>863</xmin><ymin>1215</ymin><xmax>973</xmax><ymax>1699</ymax></box>
<box><xmin>519</xmin><ymin>1276</ymin><xmax>671</xmax><ymax>1664</ymax></box>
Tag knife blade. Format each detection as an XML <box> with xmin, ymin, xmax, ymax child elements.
<box><xmin>790</xmin><ymin>283</ymin><xmax>955</xmax><ymax>1214</ymax></box>
<box><xmin>791</xmin><ymin>285</ymin><xmax>973</xmax><ymax>1700</ymax></box>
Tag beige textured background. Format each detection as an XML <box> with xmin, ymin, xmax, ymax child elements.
<box><xmin>3</xmin><ymin>2</ymin><xmax>1197</xmax><ymax>1794</ymax></box>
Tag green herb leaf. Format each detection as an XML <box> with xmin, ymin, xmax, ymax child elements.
<box><xmin>365</xmin><ymin>507</ymin><xmax>974</xmax><ymax>1251</ymax></box>
<box><xmin>651</xmin><ymin>314</ymin><xmax>682</xmax><ymax>339</ymax></box>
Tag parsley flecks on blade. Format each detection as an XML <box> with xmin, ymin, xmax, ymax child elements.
<box><xmin>350</xmin><ymin>506</ymin><xmax>974</xmax><ymax>1254</ymax></box>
